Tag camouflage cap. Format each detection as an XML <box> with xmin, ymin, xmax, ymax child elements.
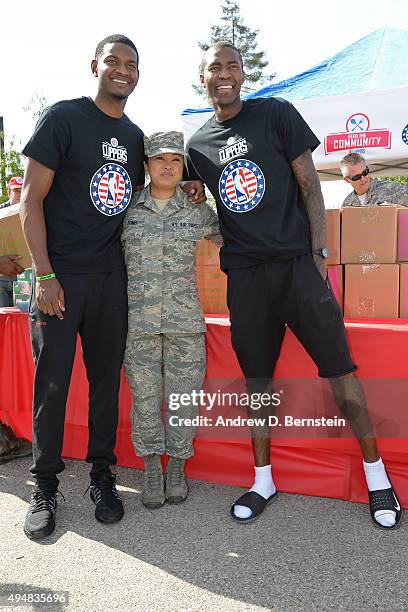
<box><xmin>144</xmin><ymin>131</ymin><xmax>185</xmax><ymax>158</ymax></box>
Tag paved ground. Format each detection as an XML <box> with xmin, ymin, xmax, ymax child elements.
<box><xmin>1</xmin><ymin>456</ymin><xmax>407</xmax><ymax>612</ymax></box>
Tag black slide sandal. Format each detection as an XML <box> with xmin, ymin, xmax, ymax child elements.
<box><xmin>368</xmin><ymin>487</ymin><xmax>403</xmax><ymax>530</ymax></box>
<box><xmin>230</xmin><ymin>490</ymin><xmax>278</xmax><ymax>524</ymax></box>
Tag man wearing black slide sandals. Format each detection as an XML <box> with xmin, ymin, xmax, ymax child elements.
<box><xmin>186</xmin><ymin>41</ymin><xmax>403</xmax><ymax>530</ymax></box>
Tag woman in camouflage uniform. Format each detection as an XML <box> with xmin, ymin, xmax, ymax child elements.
<box><xmin>122</xmin><ymin>131</ymin><xmax>221</xmax><ymax>508</ymax></box>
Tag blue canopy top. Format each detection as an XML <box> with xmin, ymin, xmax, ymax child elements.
<box><xmin>183</xmin><ymin>27</ymin><xmax>408</xmax><ymax>115</ymax></box>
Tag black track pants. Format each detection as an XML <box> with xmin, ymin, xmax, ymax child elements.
<box><xmin>29</xmin><ymin>270</ymin><xmax>128</xmax><ymax>490</ymax></box>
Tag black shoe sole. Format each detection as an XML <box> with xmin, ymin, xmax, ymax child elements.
<box><xmin>23</xmin><ymin>517</ymin><xmax>56</xmax><ymax>540</ymax></box>
<box><xmin>94</xmin><ymin>509</ymin><xmax>124</xmax><ymax>524</ymax></box>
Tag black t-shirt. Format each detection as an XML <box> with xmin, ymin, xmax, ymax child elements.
<box><xmin>186</xmin><ymin>97</ymin><xmax>320</xmax><ymax>270</ymax></box>
<box><xmin>22</xmin><ymin>97</ymin><xmax>144</xmax><ymax>273</ymax></box>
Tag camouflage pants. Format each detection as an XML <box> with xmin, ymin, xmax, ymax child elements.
<box><xmin>124</xmin><ymin>333</ymin><xmax>206</xmax><ymax>459</ymax></box>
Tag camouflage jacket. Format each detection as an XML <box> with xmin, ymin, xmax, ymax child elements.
<box><xmin>122</xmin><ymin>185</ymin><xmax>221</xmax><ymax>334</ymax></box>
<box><xmin>342</xmin><ymin>178</ymin><xmax>408</xmax><ymax>207</ymax></box>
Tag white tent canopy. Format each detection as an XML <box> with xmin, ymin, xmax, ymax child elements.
<box><xmin>295</xmin><ymin>85</ymin><xmax>408</xmax><ymax>180</ymax></box>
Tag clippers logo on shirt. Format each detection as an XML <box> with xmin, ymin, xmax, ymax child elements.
<box><xmin>218</xmin><ymin>159</ymin><xmax>265</xmax><ymax>213</ymax></box>
<box><xmin>90</xmin><ymin>164</ymin><xmax>132</xmax><ymax>216</ymax></box>
<box><xmin>219</xmin><ymin>136</ymin><xmax>248</xmax><ymax>164</ymax></box>
<box><xmin>102</xmin><ymin>137</ymin><xmax>128</xmax><ymax>162</ymax></box>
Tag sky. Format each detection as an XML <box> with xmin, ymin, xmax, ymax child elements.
<box><xmin>1</xmin><ymin>0</ymin><xmax>408</xmax><ymax>204</ymax></box>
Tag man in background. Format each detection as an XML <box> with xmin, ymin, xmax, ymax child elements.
<box><xmin>1</xmin><ymin>176</ymin><xmax>24</xmax><ymax>209</ymax></box>
<box><xmin>340</xmin><ymin>153</ymin><xmax>408</xmax><ymax>207</ymax></box>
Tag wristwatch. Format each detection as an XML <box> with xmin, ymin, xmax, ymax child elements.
<box><xmin>312</xmin><ymin>247</ymin><xmax>330</xmax><ymax>258</ymax></box>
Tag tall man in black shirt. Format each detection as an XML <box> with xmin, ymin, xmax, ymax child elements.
<box><xmin>186</xmin><ymin>42</ymin><xmax>402</xmax><ymax>530</ymax></box>
<box><xmin>20</xmin><ymin>34</ymin><xmax>204</xmax><ymax>540</ymax></box>
<box><xmin>20</xmin><ymin>34</ymin><xmax>143</xmax><ymax>539</ymax></box>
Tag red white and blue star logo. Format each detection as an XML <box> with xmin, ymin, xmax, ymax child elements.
<box><xmin>90</xmin><ymin>164</ymin><xmax>132</xmax><ymax>216</ymax></box>
<box><xmin>402</xmin><ymin>123</ymin><xmax>408</xmax><ymax>146</ymax></box>
<box><xmin>218</xmin><ymin>159</ymin><xmax>265</xmax><ymax>213</ymax></box>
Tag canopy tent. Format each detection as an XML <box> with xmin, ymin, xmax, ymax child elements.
<box><xmin>182</xmin><ymin>27</ymin><xmax>408</xmax><ymax>180</ymax></box>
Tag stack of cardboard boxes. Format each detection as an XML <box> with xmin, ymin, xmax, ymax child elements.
<box><xmin>196</xmin><ymin>238</ymin><xmax>228</xmax><ymax>314</ymax></box>
<box><xmin>400</xmin><ymin>209</ymin><xmax>408</xmax><ymax>316</ymax></box>
<box><xmin>196</xmin><ymin>205</ymin><xmax>408</xmax><ymax>318</ymax></box>
<box><xmin>325</xmin><ymin>208</ymin><xmax>343</xmax><ymax>308</ymax></box>
<box><xmin>341</xmin><ymin>206</ymin><xmax>402</xmax><ymax>318</ymax></box>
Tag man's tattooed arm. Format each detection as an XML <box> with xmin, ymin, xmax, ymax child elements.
<box><xmin>291</xmin><ymin>149</ymin><xmax>327</xmax><ymax>278</ymax></box>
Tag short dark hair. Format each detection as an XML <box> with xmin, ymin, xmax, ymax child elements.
<box><xmin>200</xmin><ymin>41</ymin><xmax>244</xmax><ymax>73</ymax></box>
<box><xmin>95</xmin><ymin>34</ymin><xmax>139</xmax><ymax>67</ymax></box>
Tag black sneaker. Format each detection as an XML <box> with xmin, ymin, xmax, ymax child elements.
<box><xmin>90</xmin><ymin>472</ymin><xmax>124</xmax><ymax>524</ymax></box>
<box><xmin>24</xmin><ymin>487</ymin><xmax>58</xmax><ymax>540</ymax></box>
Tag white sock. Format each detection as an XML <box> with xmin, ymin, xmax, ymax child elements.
<box><xmin>364</xmin><ymin>457</ymin><xmax>395</xmax><ymax>527</ymax></box>
<box><xmin>234</xmin><ymin>465</ymin><xmax>276</xmax><ymax>519</ymax></box>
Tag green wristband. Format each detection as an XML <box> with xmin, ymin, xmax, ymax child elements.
<box><xmin>36</xmin><ymin>273</ymin><xmax>56</xmax><ymax>281</ymax></box>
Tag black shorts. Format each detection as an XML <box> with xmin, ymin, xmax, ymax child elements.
<box><xmin>226</xmin><ymin>253</ymin><xmax>356</xmax><ymax>383</ymax></box>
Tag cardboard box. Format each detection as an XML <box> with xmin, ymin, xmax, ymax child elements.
<box><xmin>325</xmin><ymin>209</ymin><xmax>341</xmax><ymax>265</ymax></box>
<box><xmin>400</xmin><ymin>264</ymin><xmax>408</xmax><ymax>317</ymax></box>
<box><xmin>344</xmin><ymin>264</ymin><xmax>399</xmax><ymax>318</ymax></box>
<box><xmin>196</xmin><ymin>238</ymin><xmax>221</xmax><ymax>267</ymax></box>
<box><xmin>0</xmin><ymin>204</ymin><xmax>32</xmax><ymax>269</ymax></box>
<box><xmin>327</xmin><ymin>265</ymin><xmax>343</xmax><ymax>310</ymax></box>
<box><xmin>196</xmin><ymin>238</ymin><xmax>226</xmax><ymax>314</ymax></box>
<box><xmin>196</xmin><ymin>265</ymin><xmax>228</xmax><ymax>315</ymax></box>
<box><xmin>397</xmin><ymin>208</ymin><xmax>408</xmax><ymax>262</ymax></box>
<box><xmin>341</xmin><ymin>206</ymin><xmax>398</xmax><ymax>264</ymax></box>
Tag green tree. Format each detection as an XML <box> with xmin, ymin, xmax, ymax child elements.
<box><xmin>0</xmin><ymin>134</ymin><xmax>24</xmax><ymax>204</ymax></box>
<box><xmin>194</xmin><ymin>0</ymin><xmax>275</xmax><ymax>97</ymax></box>
<box><xmin>23</xmin><ymin>92</ymin><xmax>48</xmax><ymax>125</ymax></box>
<box><xmin>0</xmin><ymin>92</ymin><xmax>49</xmax><ymax>202</ymax></box>
<box><xmin>378</xmin><ymin>176</ymin><xmax>408</xmax><ymax>186</ymax></box>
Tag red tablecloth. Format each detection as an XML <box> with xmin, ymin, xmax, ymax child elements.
<box><xmin>1</xmin><ymin>309</ymin><xmax>408</xmax><ymax>507</ymax></box>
